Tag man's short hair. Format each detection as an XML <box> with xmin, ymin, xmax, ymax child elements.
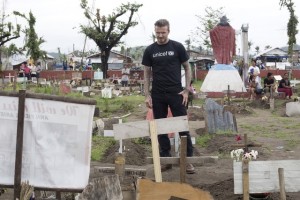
<box><xmin>154</xmin><ymin>19</ymin><xmax>170</xmax><ymax>29</ymax></box>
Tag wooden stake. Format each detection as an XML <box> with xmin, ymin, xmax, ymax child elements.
<box><xmin>278</xmin><ymin>168</ymin><xmax>286</xmax><ymax>200</ymax></box>
<box><xmin>115</xmin><ymin>152</ymin><xmax>125</xmax><ymax>183</ymax></box>
<box><xmin>242</xmin><ymin>159</ymin><xmax>249</xmax><ymax>200</ymax></box>
<box><xmin>14</xmin><ymin>90</ymin><xmax>26</xmax><ymax>200</ymax></box>
<box><xmin>180</xmin><ymin>136</ymin><xmax>187</xmax><ymax>183</ymax></box>
<box><xmin>56</xmin><ymin>191</ymin><xmax>61</xmax><ymax>200</ymax></box>
<box><xmin>149</xmin><ymin>120</ymin><xmax>162</xmax><ymax>182</ymax></box>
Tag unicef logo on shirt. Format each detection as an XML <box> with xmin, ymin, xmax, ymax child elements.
<box><xmin>168</xmin><ymin>51</ymin><xmax>174</xmax><ymax>56</ymax></box>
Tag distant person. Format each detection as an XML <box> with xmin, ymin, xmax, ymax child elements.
<box><xmin>278</xmin><ymin>73</ymin><xmax>293</xmax><ymax>99</ymax></box>
<box><xmin>19</xmin><ymin>62</ymin><xmax>25</xmax><ymax>77</ymax></box>
<box><xmin>142</xmin><ymin>19</ymin><xmax>195</xmax><ymax>174</ymax></box>
<box><xmin>63</xmin><ymin>61</ymin><xmax>68</xmax><ymax>71</ymax></box>
<box><xmin>248</xmin><ymin>59</ymin><xmax>260</xmax><ymax>83</ymax></box>
<box><xmin>69</xmin><ymin>58</ymin><xmax>74</xmax><ymax>70</ymax></box>
<box><xmin>210</xmin><ymin>16</ymin><xmax>236</xmax><ymax>64</ymax></box>
<box><xmin>23</xmin><ymin>62</ymin><xmax>31</xmax><ymax>80</ymax></box>
<box><xmin>263</xmin><ymin>72</ymin><xmax>275</xmax><ymax>94</ymax></box>
<box><xmin>248</xmin><ymin>74</ymin><xmax>263</xmax><ymax>100</ymax></box>
<box><xmin>36</xmin><ymin>62</ymin><xmax>42</xmax><ymax>79</ymax></box>
<box><xmin>121</xmin><ymin>65</ymin><xmax>130</xmax><ymax>87</ymax></box>
<box><xmin>30</xmin><ymin>64</ymin><xmax>37</xmax><ymax>78</ymax></box>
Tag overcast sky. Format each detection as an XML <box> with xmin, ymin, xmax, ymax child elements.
<box><xmin>4</xmin><ymin>0</ymin><xmax>300</xmax><ymax>55</ymax></box>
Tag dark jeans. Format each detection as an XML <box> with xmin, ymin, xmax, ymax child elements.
<box><xmin>152</xmin><ymin>92</ymin><xmax>193</xmax><ymax>157</ymax></box>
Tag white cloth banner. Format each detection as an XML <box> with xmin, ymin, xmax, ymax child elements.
<box><xmin>0</xmin><ymin>96</ymin><xmax>95</xmax><ymax>189</ymax></box>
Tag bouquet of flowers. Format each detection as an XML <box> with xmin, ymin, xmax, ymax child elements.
<box><xmin>230</xmin><ymin>148</ymin><xmax>258</xmax><ymax>162</ymax></box>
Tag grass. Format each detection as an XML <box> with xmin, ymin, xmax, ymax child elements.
<box><xmin>196</xmin><ymin>134</ymin><xmax>213</xmax><ymax>147</ymax></box>
<box><xmin>91</xmin><ymin>135</ymin><xmax>116</xmax><ymax>161</ymax></box>
<box><xmin>96</xmin><ymin>95</ymin><xmax>144</xmax><ymax>117</ymax></box>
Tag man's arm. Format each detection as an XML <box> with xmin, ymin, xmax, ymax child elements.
<box><xmin>144</xmin><ymin>65</ymin><xmax>152</xmax><ymax>108</ymax></box>
<box><xmin>182</xmin><ymin>61</ymin><xmax>191</xmax><ymax>92</ymax></box>
<box><xmin>179</xmin><ymin>61</ymin><xmax>191</xmax><ymax>107</ymax></box>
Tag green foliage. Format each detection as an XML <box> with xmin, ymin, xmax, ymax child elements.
<box><xmin>196</xmin><ymin>134</ymin><xmax>213</xmax><ymax>147</ymax></box>
<box><xmin>14</xmin><ymin>11</ymin><xmax>46</xmax><ymax>62</ymax></box>
<box><xmin>96</xmin><ymin>95</ymin><xmax>144</xmax><ymax>117</ymax></box>
<box><xmin>0</xmin><ymin>11</ymin><xmax>21</xmax><ymax>47</ymax></box>
<box><xmin>91</xmin><ymin>135</ymin><xmax>116</xmax><ymax>161</ymax></box>
<box><xmin>80</xmin><ymin>1</ymin><xmax>143</xmax><ymax>78</ymax></box>
<box><xmin>0</xmin><ymin>8</ymin><xmax>22</xmax><ymax>71</ymax></box>
<box><xmin>279</xmin><ymin>0</ymin><xmax>298</xmax><ymax>57</ymax></box>
<box><xmin>192</xmin><ymin>6</ymin><xmax>224</xmax><ymax>50</ymax></box>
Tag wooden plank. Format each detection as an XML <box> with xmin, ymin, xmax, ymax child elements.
<box><xmin>180</xmin><ymin>137</ymin><xmax>187</xmax><ymax>183</ymax></box>
<box><xmin>242</xmin><ymin>159</ymin><xmax>249</xmax><ymax>200</ymax></box>
<box><xmin>94</xmin><ymin>166</ymin><xmax>146</xmax><ymax>176</ymax></box>
<box><xmin>14</xmin><ymin>90</ymin><xmax>26</xmax><ymax>200</ymax></box>
<box><xmin>114</xmin><ymin>153</ymin><xmax>125</xmax><ymax>183</ymax></box>
<box><xmin>113</xmin><ymin>116</ymin><xmax>189</xmax><ymax>140</ymax></box>
<box><xmin>234</xmin><ymin>160</ymin><xmax>300</xmax><ymax>194</ymax></box>
<box><xmin>147</xmin><ymin>156</ymin><xmax>218</xmax><ymax>165</ymax></box>
<box><xmin>136</xmin><ymin>178</ymin><xmax>213</xmax><ymax>200</ymax></box>
<box><xmin>149</xmin><ymin>120</ymin><xmax>162</xmax><ymax>182</ymax></box>
<box><xmin>0</xmin><ymin>91</ymin><xmax>97</xmax><ymax>105</ymax></box>
<box><xmin>278</xmin><ymin>168</ymin><xmax>286</xmax><ymax>200</ymax></box>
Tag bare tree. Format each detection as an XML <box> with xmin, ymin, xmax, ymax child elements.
<box><xmin>192</xmin><ymin>6</ymin><xmax>224</xmax><ymax>51</ymax></box>
<box><xmin>80</xmin><ymin>0</ymin><xmax>142</xmax><ymax>78</ymax></box>
<box><xmin>0</xmin><ymin>4</ymin><xmax>22</xmax><ymax>71</ymax></box>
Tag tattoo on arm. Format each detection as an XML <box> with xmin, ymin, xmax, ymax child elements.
<box><xmin>183</xmin><ymin>61</ymin><xmax>191</xmax><ymax>91</ymax></box>
<box><xmin>144</xmin><ymin>66</ymin><xmax>151</xmax><ymax>97</ymax></box>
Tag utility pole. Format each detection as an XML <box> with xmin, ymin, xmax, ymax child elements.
<box><xmin>241</xmin><ymin>24</ymin><xmax>249</xmax><ymax>87</ymax></box>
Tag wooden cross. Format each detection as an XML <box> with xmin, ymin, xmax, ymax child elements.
<box><xmin>5</xmin><ymin>73</ymin><xmax>15</xmax><ymax>83</ymax></box>
<box><xmin>231</xmin><ymin>133</ymin><xmax>262</xmax><ymax>152</ymax></box>
<box><xmin>113</xmin><ymin>116</ymin><xmax>217</xmax><ymax>183</ymax></box>
<box><xmin>231</xmin><ymin>133</ymin><xmax>262</xmax><ymax>200</ymax></box>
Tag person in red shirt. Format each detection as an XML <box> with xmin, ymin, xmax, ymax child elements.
<box><xmin>22</xmin><ymin>62</ymin><xmax>31</xmax><ymax>80</ymax></box>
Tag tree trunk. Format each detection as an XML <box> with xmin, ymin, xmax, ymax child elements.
<box><xmin>100</xmin><ymin>50</ymin><xmax>110</xmax><ymax>79</ymax></box>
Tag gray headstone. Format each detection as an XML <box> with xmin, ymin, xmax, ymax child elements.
<box><xmin>204</xmin><ymin>98</ymin><xmax>237</xmax><ymax>133</ymax></box>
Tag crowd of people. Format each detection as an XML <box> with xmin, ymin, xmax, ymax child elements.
<box><xmin>247</xmin><ymin>58</ymin><xmax>293</xmax><ymax>100</ymax></box>
<box><xmin>18</xmin><ymin>60</ymin><xmax>42</xmax><ymax>80</ymax></box>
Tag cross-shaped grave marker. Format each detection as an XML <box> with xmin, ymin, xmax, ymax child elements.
<box><xmin>5</xmin><ymin>73</ymin><xmax>15</xmax><ymax>83</ymax></box>
<box><xmin>231</xmin><ymin>133</ymin><xmax>262</xmax><ymax>152</ymax></box>
<box><xmin>231</xmin><ymin>133</ymin><xmax>263</xmax><ymax>200</ymax></box>
<box><xmin>113</xmin><ymin>116</ymin><xmax>217</xmax><ymax>183</ymax></box>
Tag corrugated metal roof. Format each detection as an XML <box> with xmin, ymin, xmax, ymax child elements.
<box><xmin>254</xmin><ymin>47</ymin><xmax>288</xmax><ymax>58</ymax></box>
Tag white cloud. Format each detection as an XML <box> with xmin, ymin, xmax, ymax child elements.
<box><xmin>4</xmin><ymin>0</ymin><xmax>300</xmax><ymax>54</ymax></box>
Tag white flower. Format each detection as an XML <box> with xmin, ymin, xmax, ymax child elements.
<box><xmin>230</xmin><ymin>149</ymin><xmax>244</xmax><ymax>161</ymax></box>
<box><xmin>230</xmin><ymin>149</ymin><xmax>258</xmax><ymax>161</ymax></box>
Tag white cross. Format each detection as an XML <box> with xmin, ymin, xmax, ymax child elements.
<box><xmin>5</xmin><ymin>73</ymin><xmax>15</xmax><ymax>83</ymax></box>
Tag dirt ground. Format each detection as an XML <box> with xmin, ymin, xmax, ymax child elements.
<box><xmin>1</xmin><ymin>98</ymin><xmax>300</xmax><ymax>200</ymax></box>
<box><xmin>99</xmin><ymin>99</ymin><xmax>300</xmax><ymax>200</ymax></box>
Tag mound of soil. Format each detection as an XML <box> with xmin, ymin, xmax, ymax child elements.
<box><xmin>100</xmin><ymin>139</ymin><xmax>151</xmax><ymax>166</ymax></box>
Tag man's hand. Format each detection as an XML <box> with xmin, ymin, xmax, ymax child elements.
<box><xmin>145</xmin><ymin>95</ymin><xmax>153</xmax><ymax>108</ymax></box>
<box><xmin>179</xmin><ymin>89</ymin><xmax>189</xmax><ymax>106</ymax></box>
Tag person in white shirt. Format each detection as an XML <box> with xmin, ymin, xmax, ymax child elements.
<box><xmin>248</xmin><ymin>59</ymin><xmax>260</xmax><ymax>82</ymax></box>
<box><xmin>121</xmin><ymin>65</ymin><xmax>130</xmax><ymax>87</ymax></box>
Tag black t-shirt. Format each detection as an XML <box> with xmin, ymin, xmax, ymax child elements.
<box><xmin>263</xmin><ymin>77</ymin><xmax>274</xmax><ymax>88</ymax></box>
<box><xmin>278</xmin><ymin>79</ymin><xmax>290</xmax><ymax>88</ymax></box>
<box><xmin>142</xmin><ymin>40</ymin><xmax>189</xmax><ymax>93</ymax></box>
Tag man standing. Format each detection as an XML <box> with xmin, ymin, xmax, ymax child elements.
<box><xmin>248</xmin><ymin>59</ymin><xmax>260</xmax><ymax>83</ymax></box>
<box><xmin>121</xmin><ymin>64</ymin><xmax>130</xmax><ymax>87</ymax></box>
<box><xmin>142</xmin><ymin>19</ymin><xmax>195</xmax><ymax>174</ymax></box>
